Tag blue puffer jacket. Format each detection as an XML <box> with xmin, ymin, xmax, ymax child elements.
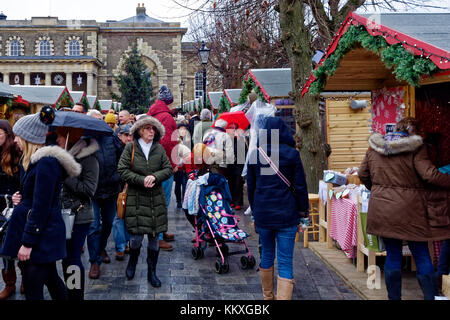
<box><xmin>246</xmin><ymin>117</ymin><xmax>309</xmax><ymax>229</ymax></box>
<box><xmin>0</xmin><ymin>146</ymin><xmax>81</xmax><ymax>263</ymax></box>
<box><xmin>93</xmin><ymin>134</ymin><xmax>123</xmax><ymax>199</ymax></box>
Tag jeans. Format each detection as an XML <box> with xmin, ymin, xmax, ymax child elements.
<box><xmin>257</xmin><ymin>225</ymin><xmax>298</xmax><ymax>279</ymax></box>
<box><xmin>174</xmin><ymin>170</ymin><xmax>187</xmax><ymax>204</ymax></box>
<box><xmin>437</xmin><ymin>239</ymin><xmax>450</xmax><ymax>277</ymax></box>
<box><xmin>112</xmin><ymin>214</ymin><xmax>130</xmax><ymax>253</ymax></box>
<box><xmin>129</xmin><ymin>234</ymin><xmax>159</xmax><ymax>250</ymax></box>
<box><xmin>383</xmin><ymin>237</ymin><xmax>434</xmax><ymax>275</ymax></box>
<box><xmin>88</xmin><ymin>197</ymin><xmax>117</xmax><ymax>265</ymax></box>
<box><xmin>159</xmin><ymin>175</ymin><xmax>174</xmax><ymax>241</ymax></box>
<box><xmin>62</xmin><ymin>223</ymin><xmax>90</xmax><ymax>300</ymax></box>
<box><xmin>22</xmin><ymin>261</ymin><xmax>67</xmax><ymax>300</ymax></box>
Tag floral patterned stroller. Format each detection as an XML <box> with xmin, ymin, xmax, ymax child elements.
<box><xmin>187</xmin><ymin>174</ymin><xmax>255</xmax><ymax>274</ymax></box>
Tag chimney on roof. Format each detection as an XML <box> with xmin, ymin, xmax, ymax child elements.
<box><xmin>137</xmin><ymin>3</ymin><xmax>146</xmax><ymax>16</ymax></box>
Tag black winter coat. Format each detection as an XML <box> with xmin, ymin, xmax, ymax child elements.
<box><xmin>246</xmin><ymin>117</ymin><xmax>309</xmax><ymax>229</ymax></box>
<box><xmin>94</xmin><ymin>134</ymin><xmax>123</xmax><ymax>199</ymax></box>
<box><xmin>0</xmin><ymin>146</ymin><xmax>81</xmax><ymax>263</ymax></box>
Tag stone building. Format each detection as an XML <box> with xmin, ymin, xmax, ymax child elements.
<box><xmin>0</xmin><ymin>4</ymin><xmax>219</xmax><ymax>108</ymax></box>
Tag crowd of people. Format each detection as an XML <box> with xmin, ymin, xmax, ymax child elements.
<box><xmin>0</xmin><ymin>84</ymin><xmax>291</xmax><ymax>300</ymax></box>
<box><xmin>0</xmin><ymin>84</ymin><xmax>448</xmax><ymax>302</ymax></box>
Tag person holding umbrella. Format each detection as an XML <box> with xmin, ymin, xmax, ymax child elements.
<box><xmin>0</xmin><ymin>106</ymin><xmax>82</xmax><ymax>300</ymax></box>
<box><xmin>226</xmin><ymin>122</ymin><xmax>248</xmax><ymax>211</ymax></box>
<box><xmin>83</xmin><ymin>111</ymin><xmax>122</xmax><ymax>279</ymax></box>
<box><xmin>55</xmin><ymin>125</ymin><xmax>99</xmax><ymax>300</ymax></box>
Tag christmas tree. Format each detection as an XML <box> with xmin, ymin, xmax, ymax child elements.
<box><xmin>113</xmin><ymin>45</ymin><xmax>154</xmax><ymax>115</ymax></box>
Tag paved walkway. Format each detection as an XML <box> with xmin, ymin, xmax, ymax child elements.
<box><xmin>308</xmin><ymin>242</ymin><xmax>425</xmax><ymax>300</ymax></box>
<box><xmin>3</xmin><ymin>186</ymin><xmax>361</xmax><ymax>300</ymax></box>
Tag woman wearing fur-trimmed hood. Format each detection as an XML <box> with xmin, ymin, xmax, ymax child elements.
<box><xmin>0</xmin><ymin>106</ymin><xmax>81</xmax><ymax>300</ymax></box>
<box><xmin>117</xmin><ymin>115</ymin><xmax>173</xmax><ymax>288</ymax></box>
<box><xmin>55</xmin><ymin>127</ymin><xmax>99</xmax><ymax>301</ymax></box>
<box><xmin>358</xmin><ymin>117</ymin><xmax>450</xmax><ymax>301</ymax></box>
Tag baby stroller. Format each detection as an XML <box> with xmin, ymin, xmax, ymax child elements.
<box><xmin>184</xmin><ymin>173</ymin><xmax>255</xmax><ymax>274</ymax></box>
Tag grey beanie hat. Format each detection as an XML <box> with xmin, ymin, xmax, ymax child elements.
<box><xmin>13</xmin><ymin>106</ymin><xmax>55</xmax><ymax>145</ymax></box>
<box><xmin>158</xmin><ymin>85</ymin><xmax>174</xmax><ymax>105</ymax></box>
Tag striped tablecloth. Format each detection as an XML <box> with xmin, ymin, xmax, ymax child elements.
<box><xmin>330</xmin><ymin>197</ymin><xmax>358</xmax><ymax>258</ymax></box>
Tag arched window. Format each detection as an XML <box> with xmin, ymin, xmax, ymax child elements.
<box><xmin>39</xmin><ymin>40</ymin><xmax>51</xmax><ymax>56</ymax></box>
<box><xmin>69</xmin><ymin>40</ymin><xmax>80</xmax><ymax>56</ymax></box>
<box><xmin>9</xmin><ymin>40</ymin><xmax>21</xmax><ymax>56</ymax></box>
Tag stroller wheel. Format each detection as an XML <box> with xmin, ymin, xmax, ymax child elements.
<box><xmin>248</xmin><ymin>255</ymin><xmax>256</xmax><ymax>269</ymax></box>
<box><xmin>222</xmin><ymin>261</ymin><xmax>229</xmax><ymax>273</ymax></box>
<box><xmin>215</xmin><ymin>259</ymin><xmax>229</xmax><ymax>274</ymax></box>
<box><xmin>191</xmin><ymin>247</ymin><xmax>203</xmax><ymax>260</ymax></box>
<box><xmin>240</xmin><ymin>256</ymin><xmax>249</xmax><ymax>269</ymax></box>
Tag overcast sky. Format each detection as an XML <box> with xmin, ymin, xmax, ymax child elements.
<box><xmin>1</xmin><ymin>0</ymin><xmax>449</xmax><ymax>32</ymax></box>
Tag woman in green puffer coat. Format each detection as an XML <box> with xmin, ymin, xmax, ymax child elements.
<box><xmin>117</xmin><ymin>115</ymin><xmax>172</xmax><ymax>287</ymax></box>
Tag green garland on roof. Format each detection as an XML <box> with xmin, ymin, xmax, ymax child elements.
<box><xmin>81</xmin><ymin>95</ymin><xmax>89</xmax><ymax>109</ymax></box>
<box><xmin>55</xmin><ymin>91</ymin><xmax>74</xmax><ymax>110</ymax></box>
<box><xmin>308</xmin><ymin>25</ymin><xmax>437</xmax><ymax>95</ymax></box>
<box><xmin>218</xmin><ymin>95</ymin><xmax>231</xmax><ymax>113</ymax></box>
<box><xmin>239</xmin><ymin>77</ymin><xmax>268</xmax><ymax>104</ymax></box>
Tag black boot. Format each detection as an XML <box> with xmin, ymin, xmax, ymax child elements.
<box><xmin>126</xmin><ymin>246</ymin><xmax>141</xmax><ymax>280</ymax></box>
<box><xmin>384</xmin><ymin>269</ymin><xmax>402</xmax><ymax>300</ymax></box>
<box><xmin>417</xmin><ymin>273</ymin><xmax>437</xmax><ymax>300</ymax></box>
<box><xmin>147</xmin><ymin>248</ymin><xmax>161</xmax><ymax>288</ymax></box>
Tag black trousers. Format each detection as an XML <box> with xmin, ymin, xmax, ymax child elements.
<box><xmin>21</xmin><ymin>260</ymin><xmax>67</xmax><ymax>300</ymax></box>
<box><xmin>228</xmin><ymin>173</ymin><xmax>244</xmax><ymax>206</ymax></box>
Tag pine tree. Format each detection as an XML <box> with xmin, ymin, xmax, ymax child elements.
<box><xmin>114</xmin><ymin>45</ymin><xmax>153</xmax><ymax>115</ymax></box>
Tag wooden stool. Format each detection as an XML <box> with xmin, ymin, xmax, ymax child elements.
<box><xmin>296</xmin><ymin>194</ymin><xmax>320</xmax><ymax>248</ymax></box>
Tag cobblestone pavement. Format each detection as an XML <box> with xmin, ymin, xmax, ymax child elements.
<box><xmin>3</xmin><ymin>187</ymin><xmax>361</xmax><ymax>300</ymax></box>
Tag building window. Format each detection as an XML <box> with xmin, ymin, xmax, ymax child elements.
<box><xmin>35</xmin><ymin>36</ymin><xmax>54</xmax><ymax>56</ymax></box>
<box><xmin>68</xmin><ymin>40</ymin><xmax>80</xmax><ymax>56</ymax></box>
<box><xmin>65</xmin><ymin>36</ymin><xmax>84</xmax><ymax>56</ymax></box>
<box><xmin>39</xmin><ymin>40</ymin><xmax>51</xmax><ymax>56</ymax></box>
<box><xmin>9</xmin><ymin>40</ymin><xmax>21</xmax><ymax>56</ymax></box>
<box><xmin>195</xmin><ymin>72</ymin><xmax>203</xmax><ymax>99</ymax></box>
<box><xmin>6</xmin><ymin>36</ymin><xmax>24</xmax><ymax>56</ymax></box>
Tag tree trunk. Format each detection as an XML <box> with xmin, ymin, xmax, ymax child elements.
<box><xmin>279</xmin><ymin>0</ymin><xmax>327</xmax><ymax>193</ymax></box>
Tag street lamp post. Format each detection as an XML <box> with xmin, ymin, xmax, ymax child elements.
<box><xmin>179</xmin><ymin>81</ymin><xmax>185</xmax><ymax>112</ymax></box>
<box><xmin>197</xmin><ymin>41</ymin><xmax>210</xmax><ymax>110</ymax></box>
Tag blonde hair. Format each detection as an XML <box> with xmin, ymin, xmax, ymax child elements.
<box><xmin>19</xmin><ymin>137</ymin><xmax>43</xmax><ymax>171</ymax></box>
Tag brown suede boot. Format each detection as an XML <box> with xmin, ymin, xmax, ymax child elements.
<box><xmin>0</xmin><ymin>268</ymin><xmax>17</xmax><ymax>300</ymax></box>
<box><xmin>276</xmin><ymin>275</ymin><xmax>295</xmax><ymax>300</ymax></box>
<box><xmin>259</xmin><ymin>266</ymin><xmax>275</xmax><ymax>300</ymax></box>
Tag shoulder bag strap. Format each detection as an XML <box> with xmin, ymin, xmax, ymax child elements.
<box><xmin>257</xmin><ymin>146</ymin><xmax>292</xmax><ymax>188</ymax></box>
<box><xmin>131</xmin><ymin>142</ymin><xmax>135</xmax><ymax>167</ymax></box>
<box><xmin>124</xmin><ymin>142</ymin><xmax>136</xmax><ymax>192</ymax></box>
<box><xmin>257</xmin><ymin>147</ymin><xmax>308</xmax><ymax>216</ymax></box>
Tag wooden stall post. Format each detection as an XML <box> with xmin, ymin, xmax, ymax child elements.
<box><xmin>318</xmin><ymin>194</ymin><xmax>326</xmax><ymax>242</ymax></box>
